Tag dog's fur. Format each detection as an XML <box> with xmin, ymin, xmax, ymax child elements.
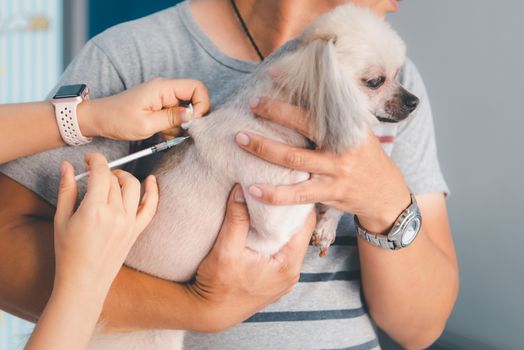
<box><xmin>90</xmin><ymin>5</ymin><xmax>418</xmax><ymax>349</ymax></box>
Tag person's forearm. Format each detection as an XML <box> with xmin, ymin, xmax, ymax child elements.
<box><xmin>359</xmin><ymin>222</ymin><xmax>458</xmax><ymax>349</ymax></box>
<box><xmin>100</xmin><ymin>267</ymin><xmax>202</xmax><ymax>333</ymax></box>
<box><xmin>0</xmin><ymin>101</ymin><xmax>102</xmax><ymax>164</ymax></box>
<box><xmin>0</xmin><ymin>102</ymin><xmax>64</xmax><ymax>164</ymax></box>
<box><xmin>0</xmin><ymin>175</ymin><xmax>56</xmax><ymax>322</ymax></box>
<box><xmin>25</xmin><ymin>283</ymin><xmax>106</xmax><ymax>350</ymax></box>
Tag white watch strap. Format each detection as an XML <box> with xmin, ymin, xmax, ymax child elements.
<box><xmin>53</xmin><ymin>97</ymin><xmax>92</xmax><ymax>146</ymax></box>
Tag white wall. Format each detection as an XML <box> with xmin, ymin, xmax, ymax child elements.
<box><xmin>0</xmin><ymin>0</ymin><xmax>62</xmax><ymax>103</ymax></box>
<box><xmin>388</xmin><ymin>1</ymin><xmax>524</xmax><ymax>349</ymax></box>
<box><xmin>0</xmin><ymin>0</ymin><xmax>62</xmax><ymax>347</ymax></box>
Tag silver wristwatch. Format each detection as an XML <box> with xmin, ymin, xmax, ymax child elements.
<box><xmin>355</xmin><ymin>193</ymin><xmax>422</xmax><ymax>250</ymax></box>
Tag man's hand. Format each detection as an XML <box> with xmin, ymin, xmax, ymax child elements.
<box><xmin>0</xmin><ymin>175</ymin><xmax>315</xmax><ymax>334</ymax></box>
<box><xmin>186</xmin><ymin>184</ymin><xmax>316</xmax><ymax>332</ymax></box>
<box><xmin>235</xmin><ymin>97</ymin><xmax>410</xmax><ymax>233</ymax></box>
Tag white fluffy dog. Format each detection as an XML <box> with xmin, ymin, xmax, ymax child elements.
<box><xmin>91</xmin><ymin>4</ymin><xmax>419</xmax><ymax>349</ymax></box>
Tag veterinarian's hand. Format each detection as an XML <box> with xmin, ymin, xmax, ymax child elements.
<box><xmin>53</xmin><ymin>153</ymin><xmax>159</xmax><ymax>297</ymax></box>
<box><xmin>236</xmin><ymin>98</ymin><xmax>411</xmax><ymax>234</ymax></box>
<box><xmin>78</xmin><ymin>78</ymin><xmax>210</xmax><ymax>141</ymax></box>
<box><xmin>186</xmin><ymin>184</ymin><xmax>316</xmax><ymax>332</ymax></box>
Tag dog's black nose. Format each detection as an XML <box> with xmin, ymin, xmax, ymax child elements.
<box><xmin>402</xmin><ymin>93</ymin><xmax>419</xmax><ymax>112</ymax></box>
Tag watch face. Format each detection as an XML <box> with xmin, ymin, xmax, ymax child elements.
<box><xmin>401</xmin><ymin>216</ymin><xmax>421</xmax><ymax>246</ymax></box>
<box><xmin>53</xmin><ymin>84</ymin><xmax>87</xmax><ymax>99</ymax></box>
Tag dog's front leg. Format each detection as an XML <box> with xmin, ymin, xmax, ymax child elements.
<box><xmin>313</xmin><ymin>204</ymin><xmax>344</xmax><ymax>256</ymax></box>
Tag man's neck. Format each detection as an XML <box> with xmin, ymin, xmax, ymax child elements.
<box><xmin>189</xmin><ymin>0</ymin><xmax>346</xmax><ymax>61</ymax></box>
<box><xmin>235</xmin><ymin>0</ymin><xmax>346</xmax><ymax>56</ymax></box>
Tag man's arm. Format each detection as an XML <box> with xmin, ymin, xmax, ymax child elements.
<box><xmin>0</xmin><ymin>175</ymin><xmax>55</xmax><ymax>322</ymax></box>
<box><xmin>358</xmin><ymin>192</ymin><xmax>458</xmax><ymax>349</ymax></box>
<box><xmin>233</xmin><ymin>90</ymin><xmax>458</xmax><ymax>348</ymax></box>
<box><xmin>0</xmin><ymin>175</ymin><xmax>315</xmax><ymax>332</ymax></box>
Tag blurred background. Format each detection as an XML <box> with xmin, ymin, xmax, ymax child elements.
<box><xmin>0</xmin><ymin>0</ymin><xmax>522</xmax><ymax>349</ymax></box>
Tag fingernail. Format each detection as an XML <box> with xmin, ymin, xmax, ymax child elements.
<box><xmin>249</xmin><ymin>97</ymin><xmax>259</xmax><ymax>109</ymax></box>
<box><xmin>180</xmin><ymin>108</ymin><xmax>194</xmax><ymax>123</ymax></box>
<box><xmin>235</xmin><ymin>132</ymin><xmax>250</xmax><ymax>146</ymax></box>
<box><xmin>234</xmin><ymin>187</ymin><xmax>245</xmax><ymax>203</ymax></box>
<box><xmin>249</xmin><ymin>185</ymin><xmax>263</xmax><ymax>198</ymax></box>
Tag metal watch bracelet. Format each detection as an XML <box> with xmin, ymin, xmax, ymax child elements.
<box><xmin>354</xmin><ymin>193</ymin><xmax>422</xmax><ymax>250</ymax></box>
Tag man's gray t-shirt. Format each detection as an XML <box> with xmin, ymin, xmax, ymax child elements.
<box><xmin>0</xmin><ymin>2</ymin><xmax>448</xmax><ymax>349</ymax></box>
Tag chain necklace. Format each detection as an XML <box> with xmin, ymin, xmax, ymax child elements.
<box><xmin>229</xmin><ymin>0</ymin><xmax>265</xmax><ymax>61</ymax></box>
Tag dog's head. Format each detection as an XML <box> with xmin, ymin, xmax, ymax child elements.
<box><xmin>270</xmin><ymin>5</ymin><xmax>419</xmax><ymax>153</ymax></box>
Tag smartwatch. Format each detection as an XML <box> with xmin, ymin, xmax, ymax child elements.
<box><xmin>51</xmin><ymin>84</ymin><xmax>92</xmax><ymax>146</ymax></box>
<box><xmin>355</xmin><ymin>193</ymin><xmax>422</xmax><ymax>250</ymax></box>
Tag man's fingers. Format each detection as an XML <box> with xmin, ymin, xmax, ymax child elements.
<box><xmin>248</xmin><ymin>179</ymin><xmax>331</xmax><ymax>206</ymax></box>
<box><xmin>55</xmin><ymin>161</ymin><xmax>78</xmax><ymax>226</ymax></box>
<box><xmin>250</xmin><ymin>97</ymin><xmax>317</xmax><ymax>143</ymax></box>
<box><xmin>112</xmin><ymin>170</ymin><xmax>141</xmax><ymax>214</ymax></box>
<box><xmin>135</xmin><ymin>175</ymin><xmax>159</xmax><ymax>235</ymax></box>
<box><xmin>83</xmin><ymin>153</ymin><xmax>112</xmax><ymax>203</ymax></box>
<box><xmin>235</xmin><ymin>132</ymin><xmax>335</xmax><ymax>174</ymax></box>
<box><xmin>213</xmin><ymin>185</ymin><xmax>251</xmax><ymax>253</ymax></box>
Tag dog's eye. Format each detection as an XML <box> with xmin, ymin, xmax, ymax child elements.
<box><xmin>365</xmin><ymin>76</ymin><xmax>386</xmax><ymax>90</ymax></box>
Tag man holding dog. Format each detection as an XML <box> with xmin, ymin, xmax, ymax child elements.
<box><xmin>0</xmin><ymin>0</ymin><xmax>458</xmax><ymax>349</ymax></box>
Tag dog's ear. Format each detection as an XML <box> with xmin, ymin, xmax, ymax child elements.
<box><xmin>271</xmin><ymin>38</ymin><xmax>376</xmax><ymax>153</ymax></box>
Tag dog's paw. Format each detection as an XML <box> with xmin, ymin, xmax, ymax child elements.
<box><xmin>313</xmin><ymin>216</ymin><xmax>338</xmax><ymax>257</ymax></box>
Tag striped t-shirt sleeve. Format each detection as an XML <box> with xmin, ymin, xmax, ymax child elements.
<box><xmin>390</xmin><ymin>58</ymin><xmax>450</xmax><ymax>196</ymax></box>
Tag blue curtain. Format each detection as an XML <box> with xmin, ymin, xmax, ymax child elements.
<box><xmin>89</xmin><ymin>0</ymin><xmax>184</xmax><ymax>38</ymax></box>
